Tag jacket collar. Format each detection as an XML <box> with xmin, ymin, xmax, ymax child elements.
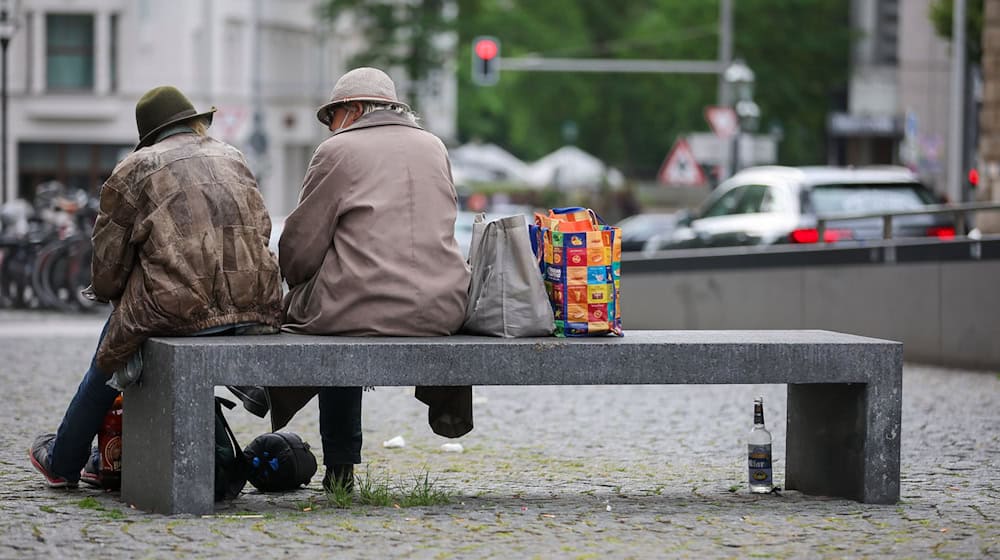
<box><xmin>332</xmin><ymin>109</ymin><xmax>423</xmax><ymax>137</ymax></box>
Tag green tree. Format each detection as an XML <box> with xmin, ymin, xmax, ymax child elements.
<box><xmin>457</xmin><ymin>0</ymin><xmax>850</xmax><ymax>173</ymax></box>
<box><xmin>319</xmin><ymin>0</ymin><xmax>453</xmax><ymax>110</ymax></box>
<box><xmin>321</xmin><ymin>0</ymin><xmax>852</xmax><ymax>176</ymax></box>
<box><xmin>929</xmin><ymin>0</ymin><xmax>984</xmax><ymax>63</ymax></box>
<box><xmin>734</xmin><ymin>0</ymin><xmax>851</xmax><ymax>166</ymax></box>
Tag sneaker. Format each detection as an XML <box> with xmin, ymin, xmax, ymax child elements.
<box><xmin>28</xmin><ymin>434</ymin><xmax>78</xmax><ymax>489</ymax></box>
<box><xmin>227</xmin><ymin>385</ymin><xmax>270</xmax><ymax>418</ymax></box>
<box><xmin>79</xmin><ymin>448</ymin><xmax>101</xmax><ymax>489</ymax></box>
<box><xmin>322</xmin><ymin>464</ymin><xmax>355</xmax><ymax>493</ymax></box>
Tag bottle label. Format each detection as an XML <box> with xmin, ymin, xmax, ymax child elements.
<box><xmin>101</xmin><ymin>435</ymin><xmax>122</xmax><ymax>472</ymax></box>
<box><xmin>99</xmin><ymin>408</ymin><xmax>123</xmax><ymax>474</ymax></box>
<box><xmin>748</xmin><ymin>444</ymin><xmax>772</xmax><ymax>486</ymax></box>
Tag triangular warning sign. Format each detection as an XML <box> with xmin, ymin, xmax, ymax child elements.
<box><xmin>657</xmin><ymin>138</ymin><xmax>706</xmax><ymax>186</ymax></box>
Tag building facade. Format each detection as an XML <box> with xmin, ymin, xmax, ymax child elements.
<box><xmin>4</xmin><ymin>0</ymin><xmax>456</xmax><ymax>217</ymax></box>
<box><xmin>978</xmin><ymin>0</ymin><xmax>999</xmax><ymax>231</ymax></box>
<box><xmin>830</xmin><ymin>0</ymin><xmax>959</xmax><ymax>197</ymax></box>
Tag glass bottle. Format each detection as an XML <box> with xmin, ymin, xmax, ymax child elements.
<box><xmin>747</xmin><ymin>396</ymin><xmax>773</xmax><ymax>493</ymax></box>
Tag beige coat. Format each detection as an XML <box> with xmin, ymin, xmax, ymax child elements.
<box><xmin>90</xmin><ymin>134</ymin><xmax>283</xmax><ymax>373</ymax></box>
<box><xmin>280</xmin><ymin>111</ymin><xmax>470</xmax><ymax>335</ymax></box>
<box><xmin>270</xmin><ymin>111</ymin><xmax>471</xmax><ymax>433</ymax></box>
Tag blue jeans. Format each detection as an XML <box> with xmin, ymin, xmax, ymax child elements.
<box><xmin>49</xmin><ymin>319</ymin><xmax>119</xmax><ymax>482</ymax></box>
<box><xmin>318</xmin><ymin>387</ymin><xmax>362</xmax><ymax>466</ymax></box>
<box><xmin>48</xmin><ymin>320</ymin><xmax>275</xmax><ymax>482</ymax></box>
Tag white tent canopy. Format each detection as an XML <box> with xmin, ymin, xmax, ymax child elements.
<box><xmin>449</xmin><ymin>142</ymin><xmax>529</xmax><ymax>184</ymax></box>
<box><xmin>523</xmin><ymin>145</ymin><xmax>624</xmax><ymax>190</ymax></box>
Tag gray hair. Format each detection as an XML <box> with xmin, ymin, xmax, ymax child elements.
<box><xmin>360</xmin><ymin>101</ymin><xmax>419</xmax><ymax>125</ymax></box>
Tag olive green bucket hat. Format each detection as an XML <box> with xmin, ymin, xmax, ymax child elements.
<box><xmin>134</xmin><ymin>86</ymin><xmax>216</xmax><ymax>150</ymax></box>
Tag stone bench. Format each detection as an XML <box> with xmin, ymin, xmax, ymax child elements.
<box><xmin>122</xmin><ymin>330</ymin><xmax>902</xmax><ymax>514</ymax></box>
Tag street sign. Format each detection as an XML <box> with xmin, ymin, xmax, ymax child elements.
<box><xmin>657</xmin><ymin>138</ymin><xmax>706</xmax><ymax>186</ymax></box>
<box><xmin>705</xmin><ymin>106</ymin><xmax>738</xmax><ymax>139</ymax></box>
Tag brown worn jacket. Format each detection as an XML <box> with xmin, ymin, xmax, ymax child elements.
<box><xmin>270</xmin><ymin>111</ymin><xmax>472</xmax><ymax>434</ymax></box>
<box><xmin>90</xmin><ymin>133</ymin><xmax>283</xmax><ymax>373</ymax></box>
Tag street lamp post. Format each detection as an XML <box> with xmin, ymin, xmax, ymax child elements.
<box><xmin>0</xmin><ymin>0</ymin><xmax>19</xmax><ymax>205</ymax></box>
<box><xmin>724</xmin><ymin>59</ymin><xmax>759</xmax><ymax>176</ymax></box>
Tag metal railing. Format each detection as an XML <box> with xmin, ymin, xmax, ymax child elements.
<box><xmin>816</xmin><ymin>202</ymin><xmax>1000</xmax><ymax>243</ymax></box>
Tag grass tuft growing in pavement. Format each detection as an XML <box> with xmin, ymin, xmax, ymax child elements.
<box><xmin>325</xmin><ymin>467</ymin><xmax>452</xmax><ymax>508</ymax></box>
<box><xmin>356</xmin><ymin>468</ymin><xmax>393</xmax><ymax>507</ymax></box>
<box><xmin>396</xmin><ymin>471</ymin><xmax>451</xmax><ymax>507</ymax></box>
<box><xmin>76</xmin><ymin>497</ymin><xmax>101</xmax><ymax>510</ymax></box>
<box><xmin>75</xmin><ymin>496</ymin><xmax>126</xmax><ymax>520</ymax></box>
<box><xmin>327</xmin><ymin>479</ymin><xmax>354</xmax><ymax>508</ymax></box>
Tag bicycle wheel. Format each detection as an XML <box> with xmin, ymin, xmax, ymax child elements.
<box><xmin>6</xmin><ymin>243</ymin><xmax>40</xmax><ymax>308</ymax></box>
<box><xmin>32</xmin><ymin>240</ymin><xmax>73</xmax><ymax>311</ymax></box>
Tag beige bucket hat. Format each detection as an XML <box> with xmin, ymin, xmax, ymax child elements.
<box><xmin>316</xmin><ymin>67</ymin><xmax>410</xmax><ymax>126</ymax></box>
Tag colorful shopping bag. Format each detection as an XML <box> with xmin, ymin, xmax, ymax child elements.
<box><xmin>533</xmin><ymin>208</ymin><xmax>623</xmax><ymax>337</ymax></box>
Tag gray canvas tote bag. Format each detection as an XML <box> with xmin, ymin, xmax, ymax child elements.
<box><xmin>462</xmin><ymin>213</ymin><xmax>555</xmax><ymax>337</ymax></box>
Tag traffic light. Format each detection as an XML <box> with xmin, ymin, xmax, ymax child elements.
<box><xmin>471</xmin><ymin>36</ymin><xmax>500</xmax><ymax>86</ymax></box>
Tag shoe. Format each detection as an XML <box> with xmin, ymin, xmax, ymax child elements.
<box><xmin>28</xmin><ymin>434</ymin><xmax>78</xmax><ymax>489</ymax></box>
<box><xmin>227</xmin><ymin>385</ymin><xmax>270</xmax><ymax>418</ymax></box>
<box><xmin>322</xmin><ymin>464</ymin><xmax>355</xmax><ymax>493</ymax></box>
<box><xmin>79</xmin><ymin>448</ymin><xmax>101</xmax><ymax>489</ymax></box>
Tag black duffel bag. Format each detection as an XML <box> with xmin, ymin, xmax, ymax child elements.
<box><xmin>243</xmin><ymin>432</ymin><xmax>317</xmax><ymax>492</ymax></box>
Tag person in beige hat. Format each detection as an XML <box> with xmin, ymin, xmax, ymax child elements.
<box><xmin>273</xmin><ymin>67</ymin><xmax>471</xmax><ymax>492</ymax></box>
<box><xmin>29</xmin><ymin>86</ymin><xmax>283</xmax><ymax>492</ymax></box>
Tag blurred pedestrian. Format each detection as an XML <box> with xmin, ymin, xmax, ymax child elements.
<box><xmin>28</xmin><ymin>86</ymin><xmax>283</xmax><ymax>488</ymax></box>
<box><xmin>272</xmin><ymin>67</ymin><xmax>470</xmax><ymax>492</ymax></box>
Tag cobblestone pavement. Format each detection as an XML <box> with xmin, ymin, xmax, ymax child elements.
<box><xmin>0</xmin><ymin>309</ymin><xmax>997</xmax><ymax>559</ymax></box>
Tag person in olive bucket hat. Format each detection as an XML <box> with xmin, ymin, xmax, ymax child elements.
<box><xmin>28</xmin><ymin>86</ymin><xmax>284</xmax><ymax>493</ymax></box>
<box><xmin>267</xmin><ymin>67</ymin><xmax>472</xmax><ymax>493</ymax></box>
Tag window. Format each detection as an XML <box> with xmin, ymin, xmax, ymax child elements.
<box><xmin>110</xmin><ymin>13</ymin><xmax>119</xmax><ymax>92</ymax></box>
<box><xmin>46</xmin><ymin>14</ymin><xmax>94</xmax><ymax>91</ymax></box>
<box><xmin>18</xmin><ymin>143</ymin><xmax>132</xmax><ymax>200</ymax></box>
<box><xmin>875</xmin><ymin>0</ymin><xmax>898</xmax><ymax>66</ymax></box>
<box><xmin>733</xmin><ymin>185</ymin><xmax>768</xmax><ymax>214</ymax></box>
<box><xmin>807</xmin><ymin>183</ymin><xmax>936</xmax><ymax>215</ymax></box>
<box><xmin>700</xmin><ymin>185</ymin><xmax>772</xmax><ymax>218</ymax></box>
<box><xmin>701</xmin><ymin>186</ymin><xmax>747</xmax><ymax>218</ymax></box>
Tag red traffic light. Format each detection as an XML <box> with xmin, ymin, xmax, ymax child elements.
<box><xmin>474</xmin><ymin>39</ymin><xmax>498</xmax><ymax>61</ymax></box>
<box><xmin>969</xmin><ymin>168</ymin><xmax>980</xmax><ymax>187</ymax></box>
<box><xmin>471</xmin><ymin>36</ymin><xmax>500</xmax><ymax>86</ymax></box>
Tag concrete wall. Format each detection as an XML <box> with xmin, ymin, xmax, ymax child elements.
<box><xmin>623</xmin><ymin>261</ymin><xmax>1000</xmax><ymax>371</ymax></box>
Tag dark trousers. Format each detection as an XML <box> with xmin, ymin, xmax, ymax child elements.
<box><xmin>50</xmin><ymin>320</ymin><xmax>119</xmax><ymax>482</ymax></box>
<box><xmin>318</xmin><ymin>387</ymin><xmax>362</xmax><ymax>466</ymax></box>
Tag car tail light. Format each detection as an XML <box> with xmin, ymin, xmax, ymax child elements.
<box><xmin>789</xmin><ymin>228</ymin><xmax>853</xmax><ymax>244</ymax></box>
<box><xmin>926</xmin><ymin>226</ymin><xmax>956</xmax><ymax>239</ymax></box>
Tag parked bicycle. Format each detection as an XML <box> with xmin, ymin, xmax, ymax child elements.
<box><xmin>0</xmin><ymin>182</ymin><xmax>105</xmax><ymax>313</ymax></box>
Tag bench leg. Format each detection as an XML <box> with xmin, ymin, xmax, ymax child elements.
<box><xmin>121</xmin><ymin>358</ymin><xmax>215</xmax><ymax>515</ymax></box>
<box><xmin>785</xmin><ymin>382</ymin><xmax>901</xmax><ymax>504</ymax></box>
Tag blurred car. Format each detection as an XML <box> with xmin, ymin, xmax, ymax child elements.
<box><xmin>615</xmin><ymin>212</ymin><xmax>680</xmax><ymax>252</ymax></box>
<box><xmin>652</xmin><ymin>166</ymin><xmax>954</xmax><ymax>250</ymax></box>
<box><xmin>454</xmin><ymin>210</ymin><xmax>533</xmax><ymax>258</ymax></box>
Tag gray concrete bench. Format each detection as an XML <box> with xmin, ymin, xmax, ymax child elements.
<box><xmin>122</xmin><ymin>330</ymin><xmax>902</xmax><ymax>514</ymax></box>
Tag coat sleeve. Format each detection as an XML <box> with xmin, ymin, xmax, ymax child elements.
<box><xmin>89</xmin><ymin>174</ymin><xmax>138</xmax><ymax>302</ymax></box>
<box><xmin>279</xmin><ymin>143</ymin><xmax>342</xmax><ymax>287</ymax></box>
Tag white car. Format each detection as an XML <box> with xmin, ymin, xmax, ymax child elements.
<box><xmin>651</xmin><ymin>166</ymin><xmax>953</xmax><ymax>250</ymax></box>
